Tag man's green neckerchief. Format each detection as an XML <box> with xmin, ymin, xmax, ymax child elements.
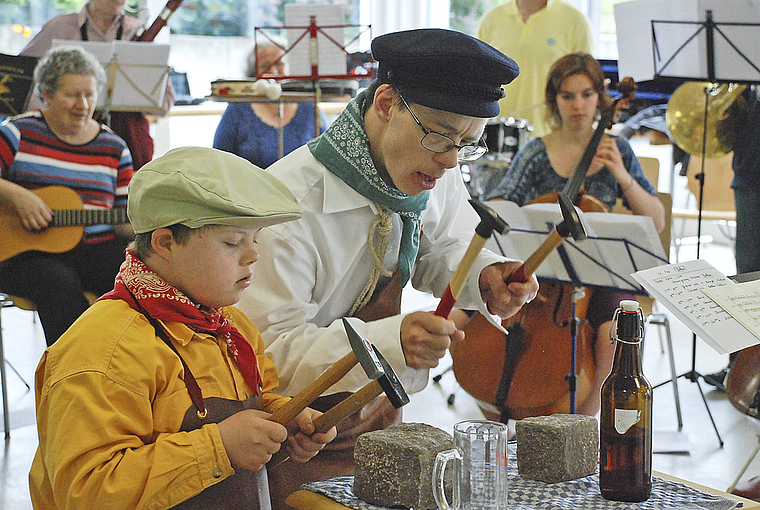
<box><xmin>307</xmin><ymin>90</ymin><xmax>429</xmax><ymax>288</ymax></box>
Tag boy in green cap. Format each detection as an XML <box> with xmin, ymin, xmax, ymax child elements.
<box><xmin>29</xmin><ymin>147</ymin><xmax>337</xmax><ymax>510</ymax></box>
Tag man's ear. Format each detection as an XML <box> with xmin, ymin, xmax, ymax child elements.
<box><xmin>150</xmin><ymin>228</ymin><xmax>175</xmax><ymax>260</ymax></box>
<box><xmin>372</xmin><ymin>84</ymin><xmax>396</xmax><ymax>123</ymax></box>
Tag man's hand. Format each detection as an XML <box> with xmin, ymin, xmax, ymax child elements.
<box><xmin>479</xmin><ymin>261</ymin><xmax>539</xmax><ymax>319</ymax></box>
<box><xmin>286</xmin><ymin>408</ymin><xmax>337</xmax><ymax>463</ymax></box>
<box><xmin>400</xmin><ymin>311</ymin><xmax>464</xmax><ymax>369</ymax></box>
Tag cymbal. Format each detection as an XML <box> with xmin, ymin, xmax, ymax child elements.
<box><xmin>666</xmin><ymin>81</ymin><xmax>746</xmax><ymax>158</ymax></box>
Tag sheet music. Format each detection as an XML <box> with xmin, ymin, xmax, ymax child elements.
<box><xmin>632</xmin><ymin>259</ymin><xmax>759</xmax><ymax>354</ymax></box>
<box><xmin>51</xmin><ymin>40</ymin><xmax>169</xmax><ymax>112</ymax></box>
<box><xmin>284</xmin><ymin>4</ymin><xmax>346</xmax><ymax>77</ymax></box>
<box><xmin>485</xmin><ymin>200</ymin><xmax>666</xmax><ymax>292</ymax></box>
<box><xmin>703</xmin><ymin>280</ymin><xmax>760</xmax><ymax>342</ymax></box>
<box><xmin>615</xmin><ymin>0</ymin><xmax>760</xmax><ymax>82</ymax></box>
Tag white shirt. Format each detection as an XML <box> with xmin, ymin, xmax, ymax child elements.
<box><xmin>237</xmin><ymin>146</ymin><xmax>508</xmax><ymax>396</ymax></box>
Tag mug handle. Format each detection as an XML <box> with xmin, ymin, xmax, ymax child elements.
<box><xmin>433</xmin><ymin>449</ymin><xmax>461</xmax><ymax>510</ymax></box>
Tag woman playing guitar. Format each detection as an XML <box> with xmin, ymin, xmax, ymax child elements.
<box><xmin>480</xmin><ymin>53</ymin><xmax>665</xmax><ymax>416</ymax></box>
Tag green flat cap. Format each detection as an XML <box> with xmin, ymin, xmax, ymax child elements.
<box><xmin>128</xmin><ymin>147</ymin><xmax>301</xmax><ymax>233</ymax></box>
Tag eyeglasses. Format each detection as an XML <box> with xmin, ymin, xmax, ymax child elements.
<box><xmin>397</xmin><ymin>92</ymin><xmax>487</xmax><ymax>162</ymax></box>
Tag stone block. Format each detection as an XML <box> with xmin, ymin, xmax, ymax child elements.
<box><xmin>353</xmin><ymin>422</ymin><xmax>454</xmax><ymax>509</ymax></box>
<box><xmin>516</xmin><ymin>414</ymin><xmax>598</xmax><ymax>483</ymax></box>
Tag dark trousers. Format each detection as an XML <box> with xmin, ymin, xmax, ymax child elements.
<box><xmin>0</xmin><ymin>240</ymin><xmax>127</xmax><ymax>345</ymax></box>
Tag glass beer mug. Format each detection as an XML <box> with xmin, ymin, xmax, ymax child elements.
<box><xmin>432</xmin><ymin>420</ymin><xmax>508</xmax><ymax>510</ymax></box>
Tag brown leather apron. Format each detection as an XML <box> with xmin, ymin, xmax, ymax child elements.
<box><xmin>171</xmin><ymin>396</ymin><xmax>270</xmax><ymax>510</ymax></box>
<box><xmin>131</xmin><ymin>298</ymin><xmax>271</xmax><ymax>510</ymax></box>
<box><xmin>267</xmin><ymin>270</ymin><xmax>405</xmax><ymax>510</ymax></box>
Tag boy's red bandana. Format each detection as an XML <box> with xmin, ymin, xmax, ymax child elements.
<box><xmin>101</xmin><ymin>250</ymin><xmax>262</xmax><ymax>395</ymax></box>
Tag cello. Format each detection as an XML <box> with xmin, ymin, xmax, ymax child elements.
<box><xmin>450</xmin><ymin>78</ymin><xmax>636</xmax><ymax>422</ymax></box>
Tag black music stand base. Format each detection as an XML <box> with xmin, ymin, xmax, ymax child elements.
<box><xmin>653</xmin><ymin>335</ymin><xmax>724</xmax><ymax>447</ymax></box>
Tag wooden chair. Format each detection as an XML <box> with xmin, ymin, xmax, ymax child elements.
<box><xmin>672</xmin><ymin>153</ymin><xmax>736</xmax><ymax>261</ymax></box>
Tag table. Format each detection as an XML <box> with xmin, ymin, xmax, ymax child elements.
<box><xmin>284</xmin><ymin>471</ymin><xmax>760</xmax><ymax>510</ymax></box>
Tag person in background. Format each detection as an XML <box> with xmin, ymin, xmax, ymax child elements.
<box><xmin>213</xmin><ymin>41</ymin><xmax>327</xmax><ymax>168</ymax></box>
<box><xmin>29</xmin><ymin>146</ymin><xmax>337</xmax><ymax>510</ymax></box>
<box><xmin>703</xmin><ymin>85</ymin><xmax>760</xmax><ymax>394</ymax></box>
<box><xmin>478</xmin><ymin>0</ymin><xmax>592</xmax><ymax>137</ymax></box>
<box><xmin>0</xmin><ymin>45</ymin><xmax>134</xmax><ymax>346</ymax></box>
<box><xmin>236</xmin><ymin>28</ymin><xmax>539</xmax><ymax>509</ymax></box>
<box><xmin>484</xmin><ymin>52</ymin><xmax>664</xmax><ymax>416</ymax></box>
<box><xmin>20</xmin><ymin>0</ymin><xmax>174</xmax><ymax>170</ymax></box>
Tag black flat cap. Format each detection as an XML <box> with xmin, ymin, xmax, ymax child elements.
<box><xmin>371</xmin><ymin>28</ymin><xmax>519</xmax><ymax>118</ymax></box>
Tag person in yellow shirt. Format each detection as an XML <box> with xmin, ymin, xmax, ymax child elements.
<box><xmin>478</xmin><ymin>0</ymin><xmax>592</xmax><ymax>137</ymax></box>
<box><xmin>29</xmin><ymin>147</ymin><xmax>337</xmax><ymax>510</ymax></box>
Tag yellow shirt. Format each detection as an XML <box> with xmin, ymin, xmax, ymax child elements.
<box><xmin>29</xmin><ymin>299</ymin><xmax>290</xmax><ymax>510</ymax></box>
<box><xmin>478</xmin><ymin>0</ymin><xmax>593</xmax><ymax>137</ymax></box>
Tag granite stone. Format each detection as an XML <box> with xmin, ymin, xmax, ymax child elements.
<box><xmin>516</xmin><ymin>414</ymin><xmax>599</xmax><ymax>483</ymax></box>
<box><xmin>353</xmin><ymin>422</ymin><xmax>454</xmax><ymax>509</ymax></box>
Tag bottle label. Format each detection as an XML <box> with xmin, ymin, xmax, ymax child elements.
<box><xmin>614</xmin><ymin>408</ymin><xmax>641</xmax><ymax>434</ymax></box>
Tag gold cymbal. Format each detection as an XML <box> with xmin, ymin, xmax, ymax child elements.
<box><xmin>666</xmin><ymin>81</ymin><xmax>746</xmax><ymax>158</ymax></box>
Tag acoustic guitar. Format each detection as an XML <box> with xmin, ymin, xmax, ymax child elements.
<box><xmin>0</xmin><ymin>186</ymin><xmax>128</xmax><ymax>263</ymax></box>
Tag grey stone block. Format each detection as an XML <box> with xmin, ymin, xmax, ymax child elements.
<box><xmin>516</xmin><ymin>414</ymin><xmax>599</xmax><ymax>483</ymax></box>
<box><xmin>353</xmin><ymin>422</ymin><xmax>454</xmax><ymax>509</ymax></box>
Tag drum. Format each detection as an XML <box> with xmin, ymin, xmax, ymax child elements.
<box><xmin>482</xmin><ymin>117</ymin><xmax>533</xmax><ymax>164</ymax></box>
<box><xmin>462</xmin><ymin>117</ymin><xmax>533</xmax><ymax>199</ymax></box>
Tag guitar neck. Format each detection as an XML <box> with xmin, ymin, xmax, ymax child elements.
<box><xmin>51</xmin><ymin>208</ymin><xmax>128</xmax><ymax>227</ymax></box>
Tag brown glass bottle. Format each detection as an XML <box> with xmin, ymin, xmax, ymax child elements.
<box><xmin>599</xmin><ymin>300</ymin><xmax>653</xmax><ymax>502</ymax></box>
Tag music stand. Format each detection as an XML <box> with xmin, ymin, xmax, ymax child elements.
<box><xmin>650</xmin><ymin>8</ymin><xmax>760</xmax><ymax>447</ymax></box>
<box><xmin>50</xmin><ymin>40</ymin><xmax>170</xmax><ymax>116</ymax></box>
<box><xmin>240</xmin><ymin>13</ymin><xmax>372</xmax><ymax>158</ymax></box>
<box><xmin>485</xmin><ymin>201</ymin><xmax>668</xmax><ymax>413</ymax></box>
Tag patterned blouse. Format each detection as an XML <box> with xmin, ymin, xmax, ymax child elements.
<box><xmin>484</xmin><ymin>135</ymin><xmax>656</xmax><ymax>210</ymax></box>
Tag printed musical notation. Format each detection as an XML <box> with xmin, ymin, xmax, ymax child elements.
<box><xmin>633</xmin><ymin>259</ymin><xmax>759</xmax><ymax>355</ymax></box>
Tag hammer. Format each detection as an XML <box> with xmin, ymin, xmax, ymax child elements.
<box><xmin>435</xmin><ymin>199</ymin><xmax>510</xmax><ymax>318</ymax></box>
<box><xmin>309</xmin><ymin>344</ymin><xmax>409</xmax><ymax>433</ymax></box>
<box><xmin>504</xmin><ymin>192</ymin><xmax>587</xmax><ymax>285</ymax></box>
<box><xmin>268</xmin><ymin>317</ymin><xmax>385</xmax><ymax>425</ymax></box>
<box><xmin>268</xmin><ymin>339</ymin><xmax>409</xmax><ymax>467</ymax></box>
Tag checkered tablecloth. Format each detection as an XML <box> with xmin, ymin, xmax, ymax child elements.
<box><xmin>301</xmin><ymin>444</ymin><xmax>742</xmax><ymax>510</ymax></box>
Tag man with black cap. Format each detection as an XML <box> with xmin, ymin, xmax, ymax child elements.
<box><xmin>237</xmin><ymin>28</ymin><xmax>539</xmax><ymax>508</ymax></box>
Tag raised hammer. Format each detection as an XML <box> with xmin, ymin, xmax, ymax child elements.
<box><xmin>435</xmin><ymin>199</ymin><xmax>510</xmax><ymax>318</ymax></box>
<box><xmin>504</xmin><ymin>192</ymin><xmax>587</xmax><ymax>285</ymax></box>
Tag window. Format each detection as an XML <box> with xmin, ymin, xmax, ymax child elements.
<box><xmin>169</xmin><ymin>0</ymin><xmax>361</xmax><ymax>38</ymax></box>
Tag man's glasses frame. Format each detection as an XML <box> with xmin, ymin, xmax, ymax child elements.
<box><xmin>397</xmin><ymin>92</ymin><xmax>487</xmax><ymax>162</ymax></box>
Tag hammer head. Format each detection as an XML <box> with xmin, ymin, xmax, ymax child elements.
<box><xmin>371</xmin><ymin>344</ymin><xmax>410</xmax><ymax>409</ymax></box>
<box><xmin>342</xmin><ymin>318</ymin><xmax>384</xmax><ymax>381</ymax></box>
<box><xmin>470</xmin><ymin>199</ymin><xmax>510</xmax><ymax>238</ymax></box>
<box><xmin>556</xmin><ymin>192</ymin><xmax>587</xmax><ymax>241</ymax></box>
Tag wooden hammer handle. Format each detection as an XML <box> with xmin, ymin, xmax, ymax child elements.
<box><xmin>435</xmin><ymin>234</ymin><xmax>488</xmax><ymax>318</ymax></box>
<box><xmin>312</xmin><ymin>381</ymin><xmax>382</xmax><ymax>433</ymax></box>
<box><xmin>505</xmin><ymin>228</ymin><xmax>564</xmax><ymax>284</ymax></box>
<box><xmin>267</xmin><ymin>381</ymin><xmax>382</xmax><ymax>468</ymax></box>
<box><xmin>269</xmin><ymin>350</ymin><xmax>358</xmax><ymax>425</ymax></box>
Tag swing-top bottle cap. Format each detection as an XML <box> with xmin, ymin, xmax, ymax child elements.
<box><xmin>620</xmin><ymin>300</ymin><xmax>639</xmax><ymax>312</ymax></box>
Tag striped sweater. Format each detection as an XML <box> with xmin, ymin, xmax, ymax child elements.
<box><xmin>0</xmin><ymin>111</ymin><xmax>133</xmax><ymax>244</ymax></box>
